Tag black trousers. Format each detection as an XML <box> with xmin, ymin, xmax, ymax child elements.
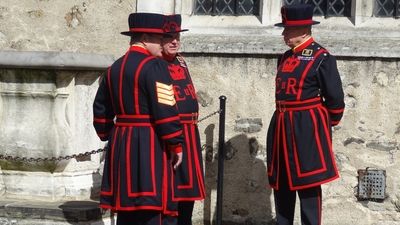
<box><xmin>274</xmin><ymin>157</ymin><xmax>322</xmax><ymax>225</ymax></box>
<box><xmin>117</xmin><ymin>211</ymin><xmax>177</xmax><ymax>225</ymax></box>
<box><xmin>178</xmin><ymin>201</ymin><xmax>195</xmax><ymax>225</ymax></box>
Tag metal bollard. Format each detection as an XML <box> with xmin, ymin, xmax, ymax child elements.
<box><xmin>216</xmin><ymin>95</ymin><xmax>226</xmax><ymax>225</ymax></box>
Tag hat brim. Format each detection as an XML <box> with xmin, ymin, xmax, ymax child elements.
<box><xmin>274</xmin><ymin>20</ymin><xmax>320</xmax><ymax>27</ymax></box>
<box><xmin>165</xmin><ymin>29</ymin><xmax>189</xmax><ymax>34</ymax></box>
<box><xmin>120</xmin><ymin>30</ymin><xmax>166</xmax><ymax>36</ymax></box>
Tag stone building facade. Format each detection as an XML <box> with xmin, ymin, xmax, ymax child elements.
<box><xmin>0</xmin><ymin>0</ymin><xmax>399</xmax><ymax>224</ymax></box>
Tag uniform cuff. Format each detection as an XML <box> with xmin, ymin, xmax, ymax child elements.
<box><xmin>168</xmin><ymin>144</ymin><xmax>182</xmax><ymax>153</ymax></box>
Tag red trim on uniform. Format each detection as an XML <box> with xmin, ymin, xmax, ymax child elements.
<box><xmin>296</xmin><ymin>49</ymin><xmax>327</xmax><ymax>100</ymax></box>
<box><xmin>278</xmin><ymin>97</ymin><xmax>321</xmax><ymax>105</ymax></box>
<box><xmin>134</xmin><ymin>56</ymin><xmax>156</xmax><ymax>114</ymax></box>
<box><xmin>99</xmin><ymin>204</ymin><xmax>163</xmax><ymax>211</ymax></box>
<box><xmin>278</xmin><ymin>103</ymin><xmax>322</xmax><ymax>112</ymax></box>
<box><xmin>100</xmin><ymin>127</ymin><xmax>118</xmax><ymax>196</ymax></box>
<box><xmin>106</xmin><ymin>67</ymin><xmax>116</xmax><ymax>112</ymax></box>
<box><xmin>117</xmin><ymin>114</ymin><xmax>151</xmax><ymax>118</ymax></box>
<box><xmin>268</xmin><ymin>112</ymin><xmax>280</xmax><ymax>177</ymax></box>
<box><xmin>162</xmin><ymin>151</ymin><xmax>168</xmax><ymax>215</ymax></box>
<box><xmin>289</xmin><ymin>111</ymin><xmax>301</xmax><ymax>176</ymax></box>
<box><xmin>150</xmin><ymin>128</ymin><xmax>157</xmax><ymax>196</ymax></box>
<box><xmin>191</xmin><ymin>124</ymin><xmax>206</xmax><ymax>199</ymax></box>
<box><xmin>130</xmin><ymin>45</ymin><xmax>151</xmax><ymax>55</ymax></box>
<box><xmin>328</xmin><ymin>108</ymin><xmax>344</xmax><ymax>114</ymax></box>
<box><xmin>318</xmin><ymin>107</ymin><xmax>339</xmax><ymax>174</ymax></box>
<box><xmin>168</xmin><ymin>144</ymin><xmax>182</xmax><ymax>153</ymax></box>
<box><xmin>117</xmin><ymin>127</ymin><xmax>126</xmax><ymax>208</ymax></box>
<box><xmin>130</xmin><ymin>28</ymin><xmax>164</xmax><ymax>33</ymax></box>
<box><xmin>126</xmin><ymin>127</ymin><xmax>157</xmax><ymax>197</ymax></box>
<box><xmin>289</xmin><ymin>174</ymin><xmax>339</xmax><ymax>190</ymax></box>
<box><xmin>178</xmin><ymin>125</ymin><xmax>194</xmax><ymax>189</ymax></box>
<box><xmin>155</xmin><ymin>115</ymin><xmax>180</xmax><ymax>124</ymax></box>
<box><xmin>179</xmin><ymin>113</ymin><xmax>198</xmax><ymax>124</ymax></box>
<box><xmin>287</xmin><ymin>107</ymin><xmax>340</xmax><ymax>190</ymax></box>
<box><xmin>285</xmin><ymin>19</ymin><xmax>313</xmax><ymax>26</ymax></box>
<box><xmin>174</xmin><ymin>196</ymin><xmax>205</xmax><ymax>202</ymax></box>
<box><xmin>119</xmin><ymin>52</ymin><xmax>130</xmax><ymax>115</ymax></box>
<box><xmin>306</xmin><ymin>109</ymin><xmax>327</xmax><ymax>175</ymax></box>
<box><xmin>293</xmin><ymin>37</ymin><xmax>314</xmax><ymax>54</ymax></box>
<box><xmin>289</xmin><ymin>106</ymin><xmax>326</xmax><ymax>178</ymax></box>
<box><xmin>318</xmin><ymin>189</ymin><xmax>321</xmax><ymax>225</ymax></box>
<box><xmin>115</xmin><ymin>122</ymin><xmax>152</xmax><ymax>127</ymax></box>
<box><xmin>161</xmin><ymin>130</ymin><xmax>183</xmax><ymax>140</ymax></box>
<box><xmin>282</xmin><ymin>113</ymin><xmax>295</xmax><ymax>189</ymax></box>
<box><xmin>167</xmin><ymin>157</ymin><xmax>179</xmax><ymax>216</ymax></box>
<box><xmin>94</xmin><ymin>117</ymin><xmax>114</xmax><ymax>123</ymax></box>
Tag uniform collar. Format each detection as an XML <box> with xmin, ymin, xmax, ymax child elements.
<box><xmin>129</xmin><ymin>44</ymin><xmax>151</xmax><ymax>55</ymax></box>
<box><xmin>293</xmin><ymin>36</ymin><xmax>314</xmax><ymax>54</ymax></box>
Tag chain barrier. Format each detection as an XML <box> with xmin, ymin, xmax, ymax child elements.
<box><xmin>0</xmin><ymin>109</ymin><xmax>221</xmax><ymax>163</ymax></box>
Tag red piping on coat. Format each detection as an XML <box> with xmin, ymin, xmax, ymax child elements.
<box><xmin>100</xmin><ymin>127</ymin><xmax>119</xmax><ymax>196</ymax></box>
<box><xmin>134</xmin><ymin>56</ymin><xmax>156</xmax><ymax>114</ymax></box>
<box><xmin>126</xmin><ymin>127</ymin><xmax>157</xmax><ymax>197</ymax></box>
<box><xmin>106</xmin><ymin>67</ymin><xmax>116</xmax><ymax>113</ymax></box>
<box><xmin>118</xmin><ymin>52</ymin><xmax>130</xmax><ymax>115</ymax></box>
<box><xmin>177</xmin><ymin>124</ymin><xmax>193</xmax><ymax>189</ymax></box>
<box><xmin>296</xmin><ymin>49</ymin><xmax>327</xmax><ymax>100</ymax></box>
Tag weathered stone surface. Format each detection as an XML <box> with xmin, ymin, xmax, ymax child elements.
<box><xmin>343</xmin><ymin>137</ymin><xmax>365</xmax><ymax>146</ymax></box>
<box><xmin>366</xmin><ymin>141</ymin><xmax>398</xmax><ymax>152</ymax></box>
<box><xmin>197</xmin><ymin>90</ymin><xmax>213</xmax><ymax>107</ymax></box>
<box><xmin>234</xmin><ymin>118</ymin><xmax>263</xmax><ymax>133</ymax></box>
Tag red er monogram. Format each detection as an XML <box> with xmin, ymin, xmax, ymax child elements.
<box><xmin>281</xmin><ymin>56</ymin><xmax>300</xmax><ymax>73</ymax></box>
<box><xmin>173</xmin><ymin>84</ymin><xmax>197</xmax><ymax>101</ymax></box>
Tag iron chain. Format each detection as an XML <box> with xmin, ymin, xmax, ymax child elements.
<box><xmin>0</xmin><ymin>109</ymin><xmax>221</xmax><ymax>163</ymax></box>
<box><xmin>0</xmin><ymin>148</ymin><xmax>107</xmax><ymax>163</ymax></box>
<box><xmin>198</xmin><ymin>109</ymin><xmax>221</xmax><ymax>124</ymax></box>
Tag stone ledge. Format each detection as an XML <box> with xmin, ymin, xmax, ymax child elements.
<box><xmin>0</xmin><ymin>199</ymin><xmax>109</xmax><ymax>223</ymax></box>
<box><xmin>0</xmin><ymin>51</ymin><xmax>115</xmax><ymax>70</ymax></box>
<box><xmin>180</xmin><ymin>27</ymin><xmax>400</xmax><ymax>58</ymax></box>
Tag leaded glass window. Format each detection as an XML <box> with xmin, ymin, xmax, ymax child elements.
<box><xmin>373</xmin><ymin>0</ymin><xmax>400</xmax><ymax>18</ymax></box>
<box><xmin>283</xmin><ymin>0</ymin><xmax>351</xmax><ymax>17</ymax></box>
<box><xmin>194</xmin><ymin>0</ymin><xmax>260</xmax><ymax>16</ymax></box>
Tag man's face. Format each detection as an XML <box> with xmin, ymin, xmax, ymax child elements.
<box><xmin>144</xmin><ymin>33</ymin><xmax>164</xmax><ymax>57</ymax></box>
<box><xmin>162</xmin><ymin>33</ymin><xmax>181</xmax><ymax>57</ymax></box>
<box><xmin>282</xmin><ymin>26</ymin><xmax>308</xmax><ymax>48</ymax></box>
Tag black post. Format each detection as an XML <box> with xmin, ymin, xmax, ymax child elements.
<box><xmin>216</xmin><ymin>95</ymin><xmax>226</xmax><ymax>225</ymax></box>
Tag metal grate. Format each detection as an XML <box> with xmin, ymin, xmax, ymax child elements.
<box><xmin>374</xmin><ymin>0</ymin><xmax>400</xmax><ymax>18</ymax></box>
<box><xmin>357</xmin><ymin>168</ymin><xmax>386</xmax><ymax>201</ymax></box>
<box><xmin>194</xmin><ymin>0</ymin><xmax>260</xmax><ymax>16</ymax></box>
<box><xmin>283</xmin><ymin>0</ymin><xmax>351</xmax><ymax>17</ymax></box>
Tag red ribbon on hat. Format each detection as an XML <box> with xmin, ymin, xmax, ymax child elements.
<box><xmin>284</xmin><ymin>19</ymin><xmax>313</xmax><ymax>25</ymax></box>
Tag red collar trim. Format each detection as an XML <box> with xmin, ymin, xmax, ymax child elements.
<box><xmin>129</xmin><ymin>45</ymin><xmax>151</xmax><ymax>55</ymax></box>
<box><xmin>293</xmin><ymin>37</ymin><xmax>314</xmax><ymax>54</ymax></box>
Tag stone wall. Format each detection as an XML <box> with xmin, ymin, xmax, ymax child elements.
<box><xmin>185</xmin><ymin>55</ymin><xmax>400</xmax><ymax>225</ymax></box>
<box><xmin>0</xmin><ymin>0</ymin><xmax>400</xmax><ymax>225</ymax></box>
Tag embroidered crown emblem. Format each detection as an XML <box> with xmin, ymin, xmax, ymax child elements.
<box><xmin>281</xmin><ymin>56</ymin><xmax>300</xmax><ymax>72</ymax></box>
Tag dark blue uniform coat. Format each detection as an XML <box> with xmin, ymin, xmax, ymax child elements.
<box><xmin>267</xmin><ymin>37</ymin><xmax>345</xmax><ymax>190</ymax></box>
<box><xmin>93</xmin><ymin>46</ymin><xmax>183</xmax><ymax>215</ymax></box>
<box><xmin>166</xmin><ymin>54</ymin><xmax>206</xmax><ymax>201</ymax></box>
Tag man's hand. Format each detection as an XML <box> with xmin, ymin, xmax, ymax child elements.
<box><xmin>171</xmin><ymin>151</ymin><xmax>183</xmax><ymax>170</ymax></box>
